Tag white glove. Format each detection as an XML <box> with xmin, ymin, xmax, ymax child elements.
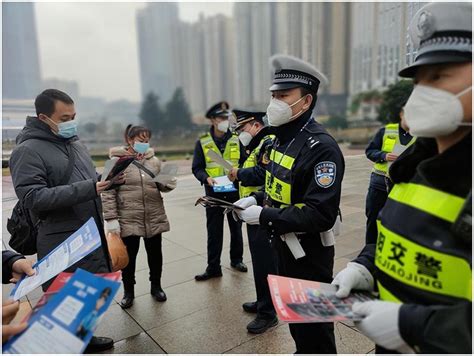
<box><xmin>237</xmin><ymin>205</ymin><xmax>262</xmax><ymax>225</ymax></box>
<box><xmin>353</xmin><ymin>301</ymin><xmax>414</xmax><ymax>353</ymax></box>
<box><xmin>104</xmin><ymin>219</ymin><xmax>120</xmax><ymax>234</ymax></box>
<box><xmin>331</xmin><ymin>262</ymin><xmax>374</xmax><ymax>298</ymax></box>
<box><xmin>234</xmin><ymin>196</ymin><xmax>257</xmax><ymax>209</ymax></box>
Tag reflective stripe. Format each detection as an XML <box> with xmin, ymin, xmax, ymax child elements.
<box><xmin>375</xmin><ymin>221</ymin><xmax>472</xmax><ymax>301</ymax></box>
<box><xmin>265</xmin><ymin>174</ymin><xmax>292</xmax><ymax>204</ymax></box>
<box><xmin>270</xmin><ymin>149</ymin><xmax>295</xmax><ymax>170</ymax></box>
<box><xmin>239</xmin><ymin>135</ymin><xmax>274</xmax><ymax>198</ymax></box>
<box><xmin>389</xmin><ymin>183</ymin><xmax>465</xmax><ymax>223</ymax></box>
<box><xmin>200</xmin><ymin>134</ymin><xmax>240</xmax><ymax>178</ymax></box>
<box><xmin>377</xmin><ymin>281</ymin><xmax>401</xmax><ymax>303</ymax></box>
<box><xmin>281</xmin><ymin>203</ymin><xmax>305</xmax><ymax>209</ymax></box>
<box><xmin>373</xmin><ymin>123</ymin><xmax>404</xmax><ymax>175</ymax></box>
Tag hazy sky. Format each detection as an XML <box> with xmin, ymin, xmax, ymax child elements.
<box><xmin>35</xmin><ymin>2</ymin><xmax>234</xmax><ymax>103</ymax></box>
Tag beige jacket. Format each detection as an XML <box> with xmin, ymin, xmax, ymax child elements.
<box><xmin>101</xmin><ymin>146</ymin><xmax>175</xmax><ymax>238</ymax></box>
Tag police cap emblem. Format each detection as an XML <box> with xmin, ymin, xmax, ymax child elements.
<box><xmin>315</xmin><ymin>161</ymin><xmax>336</xmax><ymax>188</ymax></box>
<box><xmin>417</xmin><ymin>11</ymin><xmax>435</xmax><ymax>41</ymax></box>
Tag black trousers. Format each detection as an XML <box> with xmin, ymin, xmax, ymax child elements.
<box><xmin>365</xmin><ymin>185</ymin><xmax>389</xmax><ymax>244</ymax></box>
<box><xmin>121</xmin><ymin>235</ymin><xmax>163</xmax><ymax>289</ymax></box>
<box><xmin>206</xmin><ymin>206</ymin><xmax>243</xmax><ymax>272</ymax></box>
<box><xmin>276</xmin><ymin>235</ymin><xmax>337</xmax><ymax>354</ymax></box>
<box><xmin>247</xmin><ymin>225</ymin><xmax>278</xmax><ymax>319</ymax></box>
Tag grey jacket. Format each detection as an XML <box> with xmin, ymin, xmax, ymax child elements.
<box><xmin>9</xmin><ymin>117</ymin><xmax>111</xmax><ymax>284</ymax></box>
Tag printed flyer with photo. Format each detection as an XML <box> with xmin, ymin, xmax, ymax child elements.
<box><xmin>268</xmin><ymin>274</ymin><xmax>375</xmax><ymax>323</ymax></box>
<box><xmin>10</xmin><ymin>218</ymin><xmax>102</xmax><ymax>301</ymax></box>
<box><xmin>4</xmin><ymin>269</ymin><xmax>120</xmax><ymax>354</ymax></box>
<box><xmin>21</xmin><ymin>271</ymin><xmax>122</xmax><ymax>324</ymax></box>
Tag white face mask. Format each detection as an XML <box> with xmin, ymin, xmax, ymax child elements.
<box><xmin>238</xmin><ymin>131</ymin><xmax>253</xmax><ymax>146</ymax></box>
<box><xmin>216</xmin><ymin>120</ymin><xmax>229</xmax><ymax>133</ymax></box>
<box><xmin>266</xmin><ymin>95</ymin><xmax>308</xmax><ymax>127</ymax></box>
<box><xmin>237</xmin><ymin>123</ymin><xmax>256</xmax><ymax>146</ymax></box>
<box><xmin>404</xmin><ymin>84</ymin><xmax>472</xmax><ymax>137</ymax></box>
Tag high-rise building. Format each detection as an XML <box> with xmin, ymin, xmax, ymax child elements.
<box><xmin>201</xmin><ymin>14</ymin><xmax>237</xmax><ymax>107</ymax></box>
<box><xmin>136</xmin><ymin>3</ymin><xmax>179</xmax><ymax>103</ymax></box>
<box><xmin>350</xmin><ymin>2</ymin><xmax>426</xmax><ymax>97</ymax></box>
<box><xmin>233</xmin><ymin>2</ymin><xmax>351</xmax><ymax>116</ymax></box>
<box><xmin>2</xmin><ymin>2</ymin><xmax>42</xmax><ymax>99</ymax></box>
<box><xmin>173</xmin><ymin>19</ymin><xmax>207</xmax><ymax>114</ymax></box>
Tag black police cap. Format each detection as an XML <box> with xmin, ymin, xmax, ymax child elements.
<box><xmin>205</xmin><ymin>101</ymin><xmax>231</xmax><ymax>119</ymax></box>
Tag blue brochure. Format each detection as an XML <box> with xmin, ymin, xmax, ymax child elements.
<box><xmin>4</xmin><ymin>269</ymin><xmax>120</xmax><ymax>354</ymax></box>
<box><xmin>212</xmin><ymin>175</ymin><xmax>237</xmax><ymax>193</ymax></box>
<box><xmin>10</xmin><ymin>217</ymin><xmax>102</xmax><ymax>301</ymax></box>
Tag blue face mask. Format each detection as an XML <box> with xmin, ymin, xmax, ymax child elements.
<box><xmin>57</xmin><ymin>121</ymin><xmax>78</xmax><ymax>138</ymax></box>
<box><xmin>133</xmin><ymin>142</ymin><xmax>149</xmax><ymax>154</ymax></box>
<box><xmin>44</xmin><ymin>116</ymin><xmax>78</xmax><ymax>138</ymax></box>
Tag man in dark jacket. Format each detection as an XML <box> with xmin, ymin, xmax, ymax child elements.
<box><xmin>8</xmin><ymin>89</ymin><xmax>115</xmax><ymax>352</ymax></box>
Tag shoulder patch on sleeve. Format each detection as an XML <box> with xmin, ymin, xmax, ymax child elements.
<box><xmin>314</xmin><ymin>161</ymin><xmax>336</xmax><ymax>188</ymax></box>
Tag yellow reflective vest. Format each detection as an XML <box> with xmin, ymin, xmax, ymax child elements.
<box><xmin>239</xmin><ymin>134</ymin><xmax>274</xmax><ymax>198</ymax></box>
<box><xmin>373</xmin><ymin>123</ymin><xmax>416</xmax><ymax>176</ymax></box>
<box><xmin>375</xmin><ymin>182</ymin><xmax>471</xmax><ymax>304</ymax></box>
<box><xmin>199</xmin><ymin>133</ymin><xmax>240</xmax><ymax>178</ymax></box>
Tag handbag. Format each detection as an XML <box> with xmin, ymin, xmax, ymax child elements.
<box><xmin>106</xmin><ymin>231</ymin><xmax>129</xmax><ymax>272</ymax></box>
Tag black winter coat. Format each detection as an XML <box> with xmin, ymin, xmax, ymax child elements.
<box><xmin>9</xmin><ymin>117</ymin><xmax>110</xmax><ymax>287</ymax></box>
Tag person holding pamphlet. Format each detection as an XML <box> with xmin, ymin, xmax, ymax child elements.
<box><xmin>101</xmin><ymin>125</ymin><xmax>176</xmax><ymax>309</ymax></box>
<box><xmin>192</xmin><ymin>101</ymin><xmax>247</xmax><ymax>281</ymax></box>
<box><xmin>364</xmin><ymin>99</ymin><xmax>415</xmax><ymax>244</ymax></box>
<box><xmin>9</xmin><ymin>89</ymin><xmax>121</xmax><ymax>352</ymax></box>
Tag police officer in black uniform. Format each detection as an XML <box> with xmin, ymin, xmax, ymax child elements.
<box><xmin>237</xmin><ymin>55</ymin><xmax>345</xmax><ymax>353</ymax></box>
<box><xmin>192</xmin><ymin>102</ymin><xmax>247</xmax><ymax>281</ymax></box>
<box><xmin>227</xmin><ymin>110</ymin><xmax>278</xmax><ymax>334</ymax></box>
<box><xmin>365</xmin><ymin>104</ymin><xmax>415</xmax><ymax>244</ymax></box>
<box><xmin>333</xmin><ymin>2</ymin><xmax>471</xmax><ymax>353</ymax></box>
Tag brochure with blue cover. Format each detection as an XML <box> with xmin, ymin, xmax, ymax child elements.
<box><xmin>4</xmin><ymin>269</ymin><xmax>120</xmax><ymax>354</ymax></box>
<box><xmin>10</xmin><ymin>217</ymin><xmax>102</xmax><ymax>301</ymax></box>
<box><xmin>212</xmin><ymin>175</ymin><xmax>237</xmax><ymax>193</ymax></box>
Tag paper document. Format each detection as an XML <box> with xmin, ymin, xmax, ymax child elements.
<box><xmin>195</xmin><ymin>196</ymin><xmax>244</xmax><ymax>211</ymax></box>
<box><xmin>10</xmin><ymin>218</ymin><xmax>102</xmax><ymax>301</ymax></box>
<box><xmin>267</xmin><ymin>275</ymin><xmax>376</xmax><ymax>323</ymax></box>
<box><xmin>152</xmin><ymin>174</ymin><xmax>177</xmax><ymax>186</ymax></box>
<box><xmin>100</xmin><ymin>157</ymin><xmax>119</xmax><ymax>182</ymax></box>
<box><xmin>101</xmin><ymin>156</ymin><xmax>135</xmax><ymax>182</ymax></box>
<box><xmin>4</xmin><ymin>269</ymin><xmax>120</xmax><ymax>354</ymax></box>
<box><xmin>391</xmin><ymin>143</ymin><xmax>408</xmax><ymax>156</ymax></box>
<box><xmin>212</xmin><ymin>175</ymin><xmax>237</xmax><ymax>193</ymax></box>
<box><xmin>206</xmin><ymin>150</ymin><xmax>233</xmax><ymax>171</ymax></box>
<box><xmin>281</xmin><ymin>233</ymin><xmax>306</xmax><ymax>259</ymax></box>
<box><xmin>160</xmin><ymin>164</ymin><xmax>178</xmax><ymax>176</ymax></box>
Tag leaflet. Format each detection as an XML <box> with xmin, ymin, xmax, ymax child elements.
<box><xmin>4</xmin><ymin>269</ymin><xmax>120</xmax><ymax>354</ymax></box>
<box><xmin>212</xmin><ymin>175</ymin><xmax>237</xmax><ymax>193</ymax></box>
<box><xmin>267</xmin><ymin>274</ymin><xmax>375</xmax><ymax>323</ymax></box>
<box><xmin>22</xmin><ymin>271</ymin><xmax>122</xmax><ymax>324</ymax></box>
<box><xmin>10</xmin><ymin>218</ymin><xmax>102</xmax><ymax>301</ymax></box>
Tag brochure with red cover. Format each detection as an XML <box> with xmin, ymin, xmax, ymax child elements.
<box><xmin>267</xmin><ymin>274</ymin><xmax>375</xmax><ymax>323</ymax></box>
<box><xmin>22</xmin><ymin>271</ymin><xmax>121</xmax><ymax>323</ymax></box>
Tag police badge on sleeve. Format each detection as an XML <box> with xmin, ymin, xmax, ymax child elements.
<box><xmin>314</xmin><ymin>161</ymin><xmax>336</xmax><ymax>188</ymax></box>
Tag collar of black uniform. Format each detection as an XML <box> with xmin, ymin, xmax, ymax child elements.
<box><xmin>246</xmin><ymin>126</ymin><xmax>271</xmax><ymax>153</ymax></box>
<box><xmin>274</xmin><ymin>109</ymin><xmax>313</xmax><ymax>144</ymax></box>
<box><xmin>390</xmin><ymin>133</ymin><xmax>472</xmax><ymax>196</ymax></box>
